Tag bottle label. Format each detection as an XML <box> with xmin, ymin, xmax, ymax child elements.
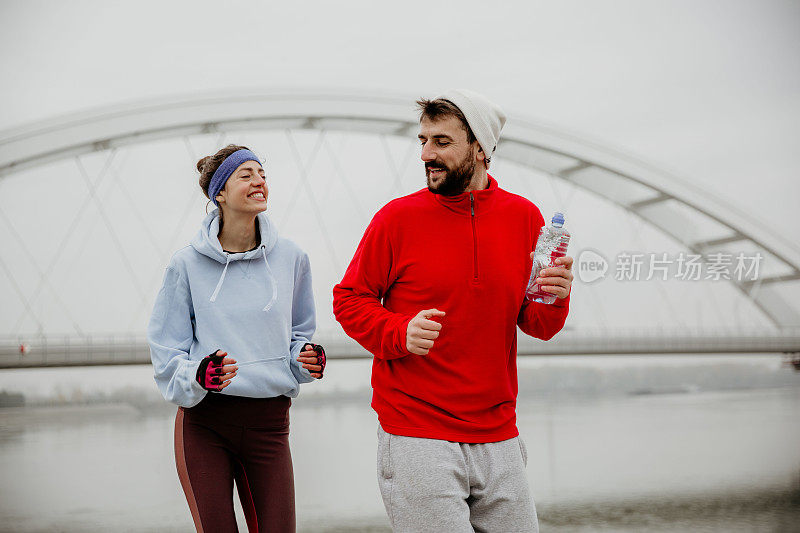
<box><xmin>526</xmin><ymin>230</ymin><xmax>570</xmax><ymax>304</ymax></box>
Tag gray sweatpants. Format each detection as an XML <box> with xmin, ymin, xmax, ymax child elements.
<box><xmin>376</xmin><ymin>426</ymin><xmax>538</xmax><ymax>533</ymax></box>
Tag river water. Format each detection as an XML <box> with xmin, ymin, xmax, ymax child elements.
<box><xmin>0</xmin><ymin>362</ymin><xmax>799</xmax><ymax>532</ymax></box>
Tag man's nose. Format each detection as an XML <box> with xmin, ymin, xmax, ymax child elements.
<box><xmin>420</xmin><ymin>142</ymin><xmax>436</xmax><ymax>162</ymax></box>
<box><xmin>254</xmin><ymin>174</ymin><xmax>266</xmax><ymax>186</ymax></box>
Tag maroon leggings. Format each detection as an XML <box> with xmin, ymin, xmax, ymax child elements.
<box><xmin>174</xmin><ymin>394</ymin><xmax>295</xmax><ymax>533</ymax></box>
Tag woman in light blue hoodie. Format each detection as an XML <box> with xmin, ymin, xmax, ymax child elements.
<box><xmin>148</xmin><ymin>144</ymin><xmax>325</xmax><ymax>533</ymax></box>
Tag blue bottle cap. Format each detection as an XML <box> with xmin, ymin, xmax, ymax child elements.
<box><xmin>552</xmin><ymin>212</ymin><xmax>565</xmax><ymax>227</ymax></box>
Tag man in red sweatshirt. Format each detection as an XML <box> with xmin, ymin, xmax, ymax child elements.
<box><xmin>333</xmin><ymin>89</ymin><xmax>573</xmax><ymax>532</ymax></box>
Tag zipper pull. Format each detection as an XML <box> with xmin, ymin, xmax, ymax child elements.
<box><xmin>470</xmin><ymin>193</ymin><xmax>475</xmax><ymax>216</ymax></box>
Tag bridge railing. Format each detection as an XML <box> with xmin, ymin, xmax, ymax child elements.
<box><xmin>2</xmin><ymin>328</ymin><xmax>799</xmax><ymax>369</ymax></box>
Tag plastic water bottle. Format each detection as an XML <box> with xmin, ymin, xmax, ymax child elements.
<box><xmin>525</xmin><ymin>212</ymin><xmax>570</xmax><ymax>304</ymax></box>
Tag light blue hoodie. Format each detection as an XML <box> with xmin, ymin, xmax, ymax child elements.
<box><xmin>148</xmin><ymin>209</ymin><xmax>316</xmax><ymax>408</ymax></box>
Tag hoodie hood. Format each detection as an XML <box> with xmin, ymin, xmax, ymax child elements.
<box><xmin>191</xmin><ymin>209</ymin><xmax>280</xmax><ymax>312</ymax></box>
<box><xmin>191</xmin><ymin>209</ymin><xmax>279</xmax><ymax>263</ymax></box>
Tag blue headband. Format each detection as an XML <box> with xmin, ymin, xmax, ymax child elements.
<box><xmin>208</xmin><ymin>149</ymin><xmax>261</xmax><ymax>206</ymax></box>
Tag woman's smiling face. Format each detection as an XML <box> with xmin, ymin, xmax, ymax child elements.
<box><xmin>216</xmin><ymin>160</ymin><xmax>268</xmax><ymax>215</ymax></box>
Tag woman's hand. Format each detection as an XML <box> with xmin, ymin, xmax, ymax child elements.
<box><xmin>196</xmin><ymin>349</ymin><xmax>238</xmax><ymax>391</ymax></box>
<box><xmin>297</xmin><ymin>343</ymin><xmax>326</xmax><ymax>379</ymax></box>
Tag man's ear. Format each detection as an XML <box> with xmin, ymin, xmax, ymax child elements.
<box><xmin>476</xmin><ymin>144</ymin><xmax>486</xmax><ymax>162</ymax></box>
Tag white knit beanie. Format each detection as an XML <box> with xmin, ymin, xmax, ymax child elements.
<box><xmin>437</xmin><ymin>89</ymin><xmax>507</xmax><ymax>167</ymax></box>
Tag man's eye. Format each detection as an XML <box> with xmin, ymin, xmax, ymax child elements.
<box><xmin>437</xmin><ymin>141</ymin><xmax>449</xmax><ymax>146</ymax></box>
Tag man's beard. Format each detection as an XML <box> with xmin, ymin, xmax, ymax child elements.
<box><xmin>426</xmin><ymin>152</ymin><xmax>476</xmax><ymax>197</ymax></box>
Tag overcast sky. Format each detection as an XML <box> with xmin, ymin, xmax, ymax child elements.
<box><xmin>2</xmin><ymin>0</ymin><xmax>798</xmax><ymax>229</ymax></box>
<box><xmin>0</xmin><ymin>0</ymin><xmax>798</xmax><ymax>335</ymax></box>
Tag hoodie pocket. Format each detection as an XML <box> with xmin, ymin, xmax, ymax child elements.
<box><xmin>226</xmin><ymin>356</ymin><xmax>298</xmax><ymax>397</ymax></box>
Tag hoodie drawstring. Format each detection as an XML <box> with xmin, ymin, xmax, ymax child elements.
<box><xmin>261</xmin><ymin>245</ymin><xmax>278</xmax><ymax>313</ymax></box>
<box><xmin>208</xmin><ymin>247</ymin><xmax>277</xmax><ymax>312</ymax></box>
<box><xmin>209</xmin><ymin>255</ymin><xmax>232</xmax><ymax>303</ymax></box>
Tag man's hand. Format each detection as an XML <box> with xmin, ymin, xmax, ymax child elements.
<box><xmin>532</xmin><ymin>254</ymin><xmax>573</xmax><ymax>299</ymax></box>
<box><xmin>406</xmin><ymin>309</ymin><xmax>445</xmax><ymax>355</ymax></box>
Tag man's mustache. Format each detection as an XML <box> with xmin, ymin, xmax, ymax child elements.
<box><xmin>425</xmin><ymin>162</ymin><xmax>448</xmax><ymax>170</ymax></box>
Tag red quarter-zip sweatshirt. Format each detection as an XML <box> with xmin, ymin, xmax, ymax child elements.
<box><xmin>333</xmin><ymin>176</ymin><xmax>570</xmax><ymax>442</ymax></box>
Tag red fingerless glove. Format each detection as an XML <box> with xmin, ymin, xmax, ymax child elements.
<box><xmin>305</xmin><ymin>343</ymin><xmax>326</xmax><ymax>379</ymax></box>
<box><xmin>195</xmin><ymin>351</ymin><xmax>225</xmax><ymax>391</ymax></box>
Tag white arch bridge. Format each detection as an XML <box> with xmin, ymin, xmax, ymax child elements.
<box><xmin>1</xmin><ymin>90</ymin><xmax>798</xmax><ymax>368</ymax></box>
